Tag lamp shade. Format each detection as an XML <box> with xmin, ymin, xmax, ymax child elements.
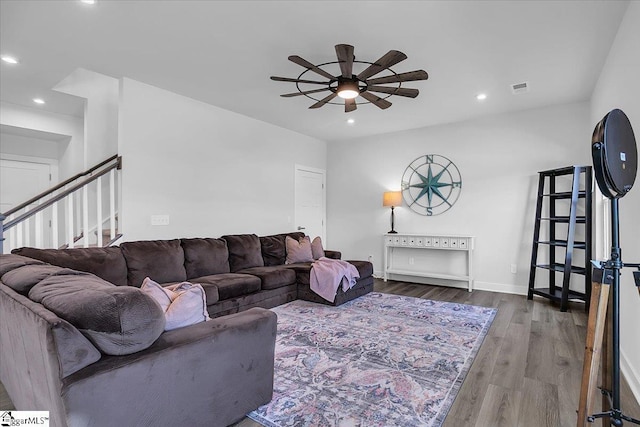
<box><xmin>382</xmin><ymin>191</ymin><xmax>402</xmax><ymax>207</ymax></box>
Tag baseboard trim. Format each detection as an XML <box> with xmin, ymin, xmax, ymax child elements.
<box><xmin>474</xmin><ymin>281</ymin><xmax>528</xmax><ymax>295</ymax></box>
<box><xmin>374</xmin><ymin>273</ymin><xmax>527</xmax><ymax>296</ymax></box>
<box><xmin>621</xmin><ymin>347</ymin><xmax>640</xmax><ymax>406</ymax></box>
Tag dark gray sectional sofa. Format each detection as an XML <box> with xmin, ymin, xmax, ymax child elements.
<box><xmin>0</xmin><ymin>231</ymin><xmax>373</xmax><ymax>427</ymax></box>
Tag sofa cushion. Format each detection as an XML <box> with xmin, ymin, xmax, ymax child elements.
<box><xmin>222</xmin><ymin>234</ymin><xmax>264</xmax><ymax>272</ymax></box>
<box><xmin>141</xmin><ymin>278</ymin><xmax>210</xmax><ymax>331</ymax></box>
<box><xmin>260</xmin><ymin>232</ymin><xmax>305</xmax><ymax>266</ymax></box>
<box><xmin>282</xmin><ymin>263</ymin><xmax>313</xmax><ymax>286</ymax></box>
<box><xmin>346</xmin><ymin>260</ymin><xmax>374</xmax><ymax>279</ymax></box>
<box><xmin>29</xmin><ymin>274</ymin><xmax>165</xmax><ymax>355</ymax></box>
<box><xmin>285</xmin><ymin>236</ymin><xmax>313</xmax><ymax>264</ymax></box>
<box><xmin>237</xmin><ymin>266</ymin><xmax>296</xmax><ymax>290</ymax></box>
<box><xmin>1</xmin><ymin>264</ymin><xmax>86</xmax><ymax>294</ymax></box>
<box><xmin>191</xmin><ymin>273</ymin><xmax>261</xmax><ymax>301</ymax></box>
<box><xmin>0</xmin><ymin>254</ymin><xmax>45</xmax><ymax>276</ymax></box>
<box><xmin>121</xmin><ymin>239</ymin><xmax>187</xmax><ymax>287</ymax></box>
<box><xmin>11</xmin><ymin>247</ymin><xmax>128</xmax><ymax>287</ymax></box>
<box><xmin>181</xmin><ymin>238</ymin><xmax>230</xmax><ymax>278</ymax></box>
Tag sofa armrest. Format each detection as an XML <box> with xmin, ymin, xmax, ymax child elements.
<box><xmin>324</xmin><ymin>250</ymin><xmax>342</xmax><ymax>259</ymax></box>
<box><xmin>62</xmin><ymin>308</ymin><xmax>277</xmax><ymax>427</ymax></box>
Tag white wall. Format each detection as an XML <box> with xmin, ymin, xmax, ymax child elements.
<box><xmin>118</xmin><ymin>78</ymin><xmax>327</xmax><ymax>241</ymax></box>
<box><xmin>590</xmin><ymin>1</ymin><xmax>640</xmax><ymax>403</ymax></box>
<box><xmin>327</xmin><ymin>101</ymin><xmax>591</xmax><ymax>294</ymax></box>
<box><xmin>0</xmin><ymin>132</ymin><xmax>62</xmax><ymax>160</ymax></box>
<box><xmin>0</xmin><ymin>102</ymin><xmax>83</xmax><ymax>180</ymax></box>
<box><xmin>54</xmin><ymin>68</ymin><xmax>119</xmax><ymax>167</ymax></box>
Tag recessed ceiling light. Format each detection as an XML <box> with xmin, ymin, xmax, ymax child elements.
<box><xmin>33</xmin><ymin>98</ymin><xmax>45</xmax><ymax>105</ymax></box>
<box><xmin>347</xmin><ymin>118</ymin><xmax>355</xmax><ymax>124</ymax></box>
<box><xmin>80</xmin><ymin>0</ymin><xmax>96</xmax><ymax>4</ymax></box>
<box><xmin>1</xmin><ymin>55</ymin><xmax>18</xmax><ymax>64</ymax></box>
<box><xmin>476</xmin><ymin>93</ymin><xmax>487</xmax><ymax>101</ymax></box>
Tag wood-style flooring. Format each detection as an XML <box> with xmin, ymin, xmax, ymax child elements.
<box><xmin>2</xmin><ymin>279</ymin><xmax>639</xmax><ymax>427</ymax></box>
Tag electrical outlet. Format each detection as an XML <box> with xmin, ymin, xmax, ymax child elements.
<box><xmin>368</xmin><ymin>255</ymin><xmax>373</xmax><ymax>263</ymax></box>
<box><xmin>510</xmin><ymin>264</ymin><xmax>517</xmax><ymax>274</ymax></box>
<box><xmin>151</xmin><ymin>215</ymin><xmax>170</xmax><ymax>226</ymax></box>
<box><xmin>409</xmin><ymin>257</ymin><xmax>415</xmax><ymax>265</ymax></box>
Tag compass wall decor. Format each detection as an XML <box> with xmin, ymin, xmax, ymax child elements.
<box><xmin>401</xmin><ymin>154</ymin><xmax>462</xmax><ymax>216</ymax></box>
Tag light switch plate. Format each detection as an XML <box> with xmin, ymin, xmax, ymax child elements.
<box><xmin>151</xmin><ymin>215</ymin><xmax>170</xmax><ymax>226</ymax></box>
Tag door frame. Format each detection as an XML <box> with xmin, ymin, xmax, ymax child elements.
<box><xmin>294</xmin><ymin>164</ymin><xmax>326</xmax><ymax>244</ymax></box>
<box><xmin>0</xmin><ymin>153</ymin><xmax>59</xmax><ymax>183</ymax></box>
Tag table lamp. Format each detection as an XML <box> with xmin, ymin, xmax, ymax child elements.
<box><xmin>382</xmin><ymin>191</ymin><xmax>402</xmax><ymax>234</ymax></box>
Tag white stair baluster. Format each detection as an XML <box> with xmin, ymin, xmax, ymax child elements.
<box><xmin>52</xmin><ymin>201</ymin><xmax>59</xmax><ymax>249</ymax></box>
<box><xmin>23</xmin><ymin>206</ymin><xmax>30</xmax><ymax>247</ymax></box>
<box><xmin>67</xmin><ymin>193</ymin><xmax>74</xmax><ymax>248</ymax></box>
<box><xmin>109</xmin><ymin>169</ymin><xmax>115</xmax><ymax>240</ymax></box>
<box><xmin>82</xmin><ymin>185</ymin><xmax>89</xmax><ymax>247</ymax></box>
<box><xmin>96</xmin><ymin>176</ymin><xmax>103</xmax><ymax>247</ymax></box>
<box><xmin>35</xmin><ymin>202</ymin><xmax>43</xmax><ymax>248</ymax></box>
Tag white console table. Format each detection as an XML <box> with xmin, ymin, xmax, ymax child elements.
<box><xmin>383</xmin><ymin>233</ymin><xmax>475</xmax><ymax>292</ymax></box>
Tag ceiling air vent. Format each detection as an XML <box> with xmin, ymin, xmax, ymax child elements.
<box><xmin>511</xmin><ymin>81</ymin><xmax>529</xmax><ymax>95</ymax></box>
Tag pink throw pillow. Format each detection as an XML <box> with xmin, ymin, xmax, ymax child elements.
<box><xmin>311</xmin><ymin>236</ymin><xmax>325</xmax><ymax>260</ymax></box>
<box><xmin>285</xmin><ymin>236</ymin><xmax>314</xmax><ymax>264</ymax></box>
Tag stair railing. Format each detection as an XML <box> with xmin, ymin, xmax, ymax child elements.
<box><xmin>0</xmin><ymin>156</ymin><xmax>122</xmax><ymax>254</ymax></box>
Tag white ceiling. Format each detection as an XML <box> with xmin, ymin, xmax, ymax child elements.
<box><xmin>0</xmin><ymin>1</ymin><xmax>629</xmax><ymax>142</ymax></box>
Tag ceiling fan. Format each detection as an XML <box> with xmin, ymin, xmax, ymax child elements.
<box><xmin>270</xmin><ymin>44</ymin><xmax>429</xmax><ymax>112</ymax></box>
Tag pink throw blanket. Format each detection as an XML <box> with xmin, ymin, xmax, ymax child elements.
<box><xmin>310</xmin><ymin>257</ymin><xmax>360</xmax><ymax>302</ymax></box>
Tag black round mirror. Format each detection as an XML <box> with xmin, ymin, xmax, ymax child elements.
<box><xmin>592</xmin><ymin>109</ymin><xmax>637</xmax><ymax>199</ymax></box>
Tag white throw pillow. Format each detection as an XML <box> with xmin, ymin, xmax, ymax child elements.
<box><xmin>141</xmin><ymin>277</ymin><xmax>210</xmax><ymax>331</ymax></box>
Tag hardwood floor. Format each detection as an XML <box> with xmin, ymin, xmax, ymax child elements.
<box><xmin>2</xmin><ymin>279</ymin><xmax>639</xmax><ymax>426</ymax></box>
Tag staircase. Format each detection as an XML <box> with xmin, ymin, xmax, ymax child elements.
<box><xmin>0</xmin><ymin>155</ymin><xmax>123</xmax><ymax>254</ymax></box>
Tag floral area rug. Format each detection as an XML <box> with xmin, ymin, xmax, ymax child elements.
<box><xmin>249</xmin><ymin>293</ymin><xmax>496</xmax><ymax>427</ymax></box>
<box><xmin>248</xmin><ymin>292</ymin><xmax>496</xmax><ymax>427</ymax></box>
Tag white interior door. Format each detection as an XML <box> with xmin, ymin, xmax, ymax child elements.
<box><xmin>1</xmin><ymin>158</ymin><xmax>54</xmax><ymax>251</ymax></box>
<box><xmin>0</xmin><ymin>159</ymin><xmax>52</xmax><ymax>213</ymax></box>
<box><xmin>294</xmin><ymin>165</ymin><xmax>326</xmax><ymax>243</ymax></box>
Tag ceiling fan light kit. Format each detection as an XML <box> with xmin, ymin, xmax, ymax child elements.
<box><xmin>271</xmin><ymin>44</ymin><xmax>428</xmax><ymax>112</ymax></box>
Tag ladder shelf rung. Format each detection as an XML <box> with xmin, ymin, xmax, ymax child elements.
<box><xmin>535</xmin><ymin>263</ymin><xmax>587</xmax><ymax>275</ymax></box>
<box><xmin>538</xmin><ymin>216</ymin><xmax>587</xmax><ymax>223</ymax></box>
<box><xmin>542</xmin><ymin>191</ymin><xmax>587</xmax><ymax>199</ymax></box>
<box><xmin>531</xmin><ymin>287</ymin><xmax>587</xmax><ymax>302</ymax></box>
<box><xmin>536</xmin><ymin>240</ymin><xmax>587</xmax><ymax>249</ymax></box>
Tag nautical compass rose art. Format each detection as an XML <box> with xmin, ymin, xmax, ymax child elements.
<box><xmin>401</xmin><ymin>154</ymin><xmax>462</xmax><ymax>216</ymax></box>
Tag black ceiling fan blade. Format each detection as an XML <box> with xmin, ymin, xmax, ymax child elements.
<box><xmin>345</xmin><ymin>98</ymin><xmax>357</xmax><ymax>113</ymax></box>
<box><xmin>335</xmin><ymin>44</ymin><xmax>355</xmax><ymax>78</ymax></box>
<box><xmin>271</xmin><ymin>76</ymin><xmax>330</xmax><ymax>85</ymax></box>
<box><xmin>281</xmin><ymin>88</ymin><xmax>332</xmax><ymax>98</ymax></box>
<box><xmin>288</xmin><ymin>55</ymin><xmax>336</xmax><ymax>80</ymax></box>
<box><xmin>360</xmin><ymin>91</ymin><xmax>392</xmax><ymax>109</ymax></box>
<box><xmin>367</xmin><ymin>70</ymin><xmax>429</xmax><ymax>85</ymax></box>
<box><xmin>367</xmin><ymin>85</ymin><xmax>419</xmax><ymax>98</ymax></box>
<box><xmin>309</xmin><ymin>92</ymin><xmax>339</xmax><ymax>109</ymax></box>
<box><xmin>357</xmin><ymin>50</ymin><xmax>407</xmax><ymax>81</ymax></box>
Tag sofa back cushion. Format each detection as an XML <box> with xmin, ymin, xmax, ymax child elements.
<box><xmin>11</xmin><ymin>247</ymin><xmax>128</xmax><ymax>287</ymax></box>
<box><xmin>221</xmin><ymin>234</ymin><xmax>264</xmax><ymax>272</ymax></box>
<box><xmin>28</xmin><ymin>273</ymin><xmax>165</xmax><ymax>356</ymax></box>
<box><xmin>260</xmin><ymin>232</ymin><xmax>305</xmax><ymax>266</ymax></box>
<box><xmin>2</xmin><ymin>263</ymin><xmax>85</xmax><ymax>295</ymax></box>
<box><xmin>181</xmin><ymin>238</ymin><xmax>230</xmax><ymax>278</ymax></box>
<box><xmin>121</xmin><ymin>239</ymin><xmax>187</xmax><ymax>287</ymax></box>
<box><xmin>0</xmin><ymin>254</ymin><xmax>44</xmax><ymax>276</ymax></box>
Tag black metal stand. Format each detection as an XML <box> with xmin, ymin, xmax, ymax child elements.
<box><xmin>587</xmin><ymin>199</ymin><xmax>640</xmax><ymax>426</ymax></box>
<box><xmin>388</xmin><ymin>206</ymin><xmax>398</xmax><ymax>234</ymax></box>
